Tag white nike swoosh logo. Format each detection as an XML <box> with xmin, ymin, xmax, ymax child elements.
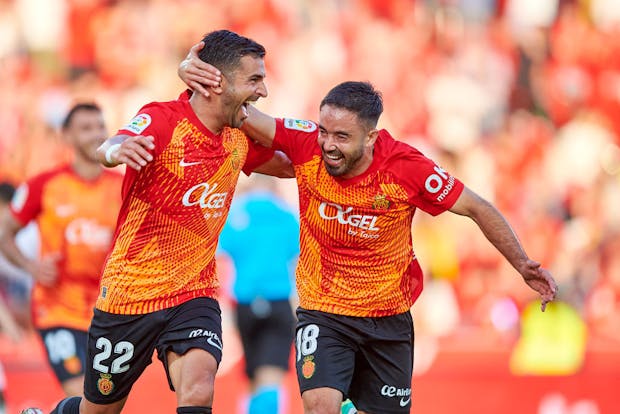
<box><xmin>179</xmin><ymin>158</ymin><xmax>202</xmax><ymax>167</ymax></box>
<box><xmin>206</xmin><ymin>336</ymin><xmax>223</xmax><ymax>351</ymax></box>
<box><xmin>400</xmin><ymin>397</ymin><xmax>411</xmax><ymax>407</ymax></box>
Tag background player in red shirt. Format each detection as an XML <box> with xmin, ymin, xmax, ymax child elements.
<box><xmin>180</xmin><ymin>51</ymin><xmax>558</xmax><ymax>414</ymax></box>
<box><xmin>44</xmin><ymin>30</ymin><xmax>292</xmax><ymax>414</ymax></box>
<box><xmin>0</xmin><ymin>103</ymin><xmax>123</xmax><ymax>397</ymax></box>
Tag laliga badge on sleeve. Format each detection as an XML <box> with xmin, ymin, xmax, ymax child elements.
<box><xmin>284</xmin><ymin>118</ymin><xmax>317</xmax><ymax>133</ymax></box>
<box><xmin>123</xmin><ymin>113</ymin><xmax>152</xmax><ymax>134</ymax></box>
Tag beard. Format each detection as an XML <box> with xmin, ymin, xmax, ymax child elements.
<box><xmin>322</xmin><ymin>145</ymin><xmax>364</xmax><ymax>177</ymax></box>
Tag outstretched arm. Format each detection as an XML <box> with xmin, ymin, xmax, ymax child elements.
<box><xmin>96</xmin><ymin>135</ymin><xmax>155</xmax><ymax>171</ymax></box>
<box><xmin>449</xmin><ymin>187</ymin><xmax>558</xmax><ymax>311</ymax></box>
<box><xmin>178</xmin><ymin>42</ymin><xmax>277</xmax><ymax>148</ymax></box>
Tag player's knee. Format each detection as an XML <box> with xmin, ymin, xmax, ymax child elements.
<box><xmin>302</xmin><ymin>392</ymin><xmax>341</xmax><ymax>414</ymax></box>
<box><xmin>249</xmin><ymin>386</ymin><xmax>279</xmax><ymax>414</ymax></box>
<box><xmin>177</xmin><ymin>379</ymin><xmax>215</xmax><ymax>407</ymax></box>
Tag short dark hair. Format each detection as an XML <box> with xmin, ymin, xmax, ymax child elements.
<box><xmin>0</xmin><ymin>181</ymin><xmax>15</xmax><ymax>204</ymax></box>
<box><xmin>62</xmin><ymin>103</ymin><xmax>102</xmax><ymax>130</ymax></box>
<box><xmin>320</xmin><ymin>81</ymin><xmax>383</xmax><ymax>128</ymax></box>
<box><xmin>198</xmin><ymin>30</ymin><xmax>265</xmax><ymax>77</ymax></box>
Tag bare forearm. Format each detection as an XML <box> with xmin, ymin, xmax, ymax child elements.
<box><xmin>241</xmin><ymin>105</ymin><xmax>276</xmax><ymax>148</ymax></box>
<box><xmin>469</xmin><ymin>199</ymin><xmax>529</xmax><ymax>272</ymax></box>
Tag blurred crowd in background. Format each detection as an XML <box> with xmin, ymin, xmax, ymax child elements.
<box><xmin>0</xmin><ymin>0</ymin><xmax>619</xmax><ymax>378</ymax></box>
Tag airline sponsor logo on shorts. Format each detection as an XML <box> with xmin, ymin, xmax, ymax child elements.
<box><xmin>188</xmin><ymin>329</ymin><xmax>223</xmax><ymax>350</ymax></box>
<box><xmin>381</xmin><ymin>384</ymin><xmax>412</xmax><ymax>407</ymax></box>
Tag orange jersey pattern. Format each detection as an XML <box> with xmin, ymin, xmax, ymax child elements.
<box><xmin>273</xmin><ymin>119</ymin><xmax>464</xmax><ymax>317</ymax></box>
<box><xmin>10</xmin><ymin>166</ymin><xmax>123</xmax><ymax>330</ymax></box>
<box><xmin>97</xmin><ymin>99</ymin><xmax>273</xmax><ymax>315</ymax></box>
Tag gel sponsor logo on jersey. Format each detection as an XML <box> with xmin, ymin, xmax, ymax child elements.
<box><xmin>182</xmin><ymin>182</ymin><xmax>228</xmax><ymax>218</ymax></box>
<box><xmin>318</xmin><ymin>202</ymin><xmax>379</xmax><ymax>231</ymax></box>
<box><xmin>425</xmin><ymin>165</ymin><xmax>456</xmax><ymax>202</ymax></box>
<box><xmin>284</xmin><ymin>118</ymin><xmax>317</xmax><ymax>132</ymax></box>
<box><xmin>65</xmin><ymin>218</ymin><xmax>113</xmax><ymax>247</ymax></box>
<box><xmin>122</xmin><ymin>113</ymin><xmax>152</xmax><ymax>134</ymax></box>
<box><xmin>381</xmin><ymin>384</ymin><xmax>412</xmax><ymax>407</ymax></box>
<box><xmin>188</xmin><ymin>328</ymin><xmax>223</xmax><ymax>350</ymax></box>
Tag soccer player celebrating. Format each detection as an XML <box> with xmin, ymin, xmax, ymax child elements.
<box><xmin>42</xmin><ymin>30</ymin><xmax>292</xmax><ymax>414</ymax></box>
<box><xmin>0</xmin><ymin>103</ymin><xmax>123</xmax><ymax>398</ymax></box>
<box><xmin>180</xmin><ymin>50</ymin><xmax>558</xmax><ymax>414</ymax></box>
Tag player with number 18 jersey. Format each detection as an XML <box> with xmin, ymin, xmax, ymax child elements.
<box><xmin>272</xmin><ymin>118</ymin><xmax>464</xmax><ymax>318</ymax></box>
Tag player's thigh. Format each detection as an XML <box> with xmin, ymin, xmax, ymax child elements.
<box><xmin>156</xmin><ymin>297</ymin><xmax>223</xmax><ymax>395</ymax></box>
<box><xmin>295</xmin><ymin>309</ymin><xmax>356</xmax><ymax>397</ymax></box>
<box><xmin>349</xmin><ymin>312</ymin><xmax>414</xmax><ymax>414</ymax></box>
<box><xmin>84</xmin><ymin>310</ymin><xmax>162</xmax><ymax>405</ymax></box>
<box><xmin>38</xmin><ymin>327</ymin><xmax>88</xmax><ymax>383</ymax></box>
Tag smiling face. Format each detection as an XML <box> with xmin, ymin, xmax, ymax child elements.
<box><xmin>317</xmin><ymin>104</ymin><xmax>378</xmax><ymax>179</ymax></box>
<box><xmin>221</xmin><ymin>55</ymin><xmax>267</xmax><ymax>128</ymax></box>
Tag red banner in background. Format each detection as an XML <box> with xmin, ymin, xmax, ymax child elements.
<box><xmin>2</xmin><ymin>334</ymin><xmax>617</xmax><ymax>414</ymax></box>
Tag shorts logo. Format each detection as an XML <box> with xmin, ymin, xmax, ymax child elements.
<box><xmin>284</xmin><ymin>118</ymin><xmax>317</xmax><ymax>132</ymax></box>
<box><xmin>189</xmin><ymin>329</ymin><xmax>223</xmax><ymax>351</ymax></box>
<box><xmin>301</xmin><ymin>356</ymin><xmax>315</xmax><ymax>379</ymax></box>
<box><xmin>123</xmin><ymin>113</ymin><xmax>151</xmax><ymax>134</ymax></box>
<box><xmin>372</xmin><ymin>194</ymin><xmax>390</xmax><ymax>210</ymax></box>
<box><xmin>97</xmin><ymin>373</ymin><xmax>114</xmax><ymax>395</ymax></box>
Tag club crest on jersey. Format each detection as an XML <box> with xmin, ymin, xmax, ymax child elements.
<box><xmin>302</xmin><ymin>356</ymin><xmax>316</xmax><ymax>379</ymax></box>
<box><xmin>372</xmin><ymin>194</ymin><xmax>390</xmax><ymax>210</ymax></box>
<box><xmin>123</xmin><ymin>113</ymin><xmax>151</xmax><ymax>134</ymax></box>
<box><xmin>230</xmin><ymin>148</ymin><xmax>240</xmax><ymax>170</ymax></box>
<box><xmin>284</xmin><ymin>118</ymin><xmax>317</xmax><ymax>132</ymax></box>
<box><xmin>97</xmin><ymin>373</ymin><xmax>114</xmax><ymax>395</ymax></box>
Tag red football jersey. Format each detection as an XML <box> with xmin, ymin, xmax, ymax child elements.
<box><xmin>10</xmin><ymin>166</ymin><xmax>123</xmax><ymax>330</ymax></box>
<box><xmin>96</xmin><ymin>99</ymin><xmax>273</xmax><ymax>314</ymax></box>
<box><xmin>273</xmin><ymin>118</ymin><xmax>464</xmax><ymax>317</ymax></box>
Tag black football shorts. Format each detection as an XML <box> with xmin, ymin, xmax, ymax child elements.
<box><xmin>84</xmin><ymin>297</ymin><xmax>223</xmax><ymax>404</ymax></box>
<box><xmin>235</xmin><ymin>299</ymin><xmax>295</xmax><ymax>379</ymax></box>
<box><xmin>295</xmin><ymin>307</ymin><xmax>414</xmax><ymax>414</ymax></box>
<box><xmin>37</xmin><ymin>327</ymin><xmax>88</xmax><ymax>383</ymax></box>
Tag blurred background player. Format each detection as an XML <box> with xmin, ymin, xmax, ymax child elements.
<box><xmin>218</xmin><ymin>174</ymin><xmax>299</xmax><ymax>414</ymax></box>
<box><xmin>0</xmin><ymin>103</ymin><xmax>123</xmax><ymax>397</ymax></box>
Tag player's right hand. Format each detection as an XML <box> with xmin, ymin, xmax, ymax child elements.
<box><xmin>108</xmin><ymin>135</ymin><xmax>155</xmax><ymax>171</ymax></box>
<box><xmin>178</xmin><ymin>41</ymin><xmax>222</xmax><ymax>98</ymax></box>
<box><xmin>29</xmin><ymin>252</ymin><xmax>61</xmax><ymax>287</ymax></box>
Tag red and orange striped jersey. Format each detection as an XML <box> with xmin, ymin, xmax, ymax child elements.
<box><xmin>96</xmin><ymin>99</ymin><xmax>273</xmax><ymax>315</ymax></box>
<box><xmin>10</xmin><ymin>166</ymin><xmax>123</xmax><ymax>330</ymax></box>
<box><xmin>273</xmin><ymin>118</ymin><xmax>464</xmax><ymax>317</ymax></box>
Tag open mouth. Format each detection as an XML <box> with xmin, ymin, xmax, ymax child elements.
<box><xmin>322</xmin><ymin>151</ymin><xmax>343</xmax><ymax>168</ymax></box>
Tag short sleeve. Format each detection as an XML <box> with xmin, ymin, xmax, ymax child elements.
<box><xmin>242</xmin><ymin>139</ymin><xmax>276</xmax><ymax>175</ymax></box>
<box><xmin>272</xmin><ymin>118</ymin><xmax>318</xmax><ymax>164</ymax></box>
<box><xmin>9</xmin><ymin>175</ymin><xmax>47</xmax><ymax>225</ymax></box>
<box><xmin>116</xmin><ymin>103</ymin><xmax>168</xmax><ymax>156</ymax></box>
<box><xmin>397</xmin><ymin>153</ymin><xmax>464</xmax><ymax>216</ymax></box>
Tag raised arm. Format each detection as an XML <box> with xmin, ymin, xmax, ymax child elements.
<box><xmin>449</xmin><ymin>186</ymin><xmax>558</xmax><ymax>311</ymax></box>
<box><xmin>178</xmin><ymin>42</ymin><xmax>277</xmax><ymax>148</ymax></box>
<box><xmin>96</xmin><ymin>135</ymin><xmax>155</xmax><ymax>171</ymax></box>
